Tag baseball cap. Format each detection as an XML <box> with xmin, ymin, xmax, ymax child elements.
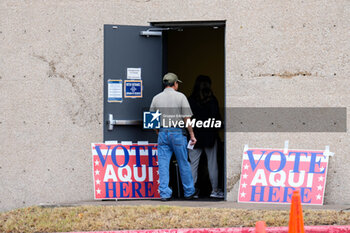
<box><xmin>163</xmin><ymin>73</ymin><xmax>182</xmax><ymax>83</ymax></box>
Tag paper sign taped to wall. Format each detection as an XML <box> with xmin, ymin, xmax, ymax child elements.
<box><xmin>238</xmin><ymin>147</ymin><xmax>331</xmax><ymax>205</ymax></box>
<box><xmin>108</xmin><ymin>79</ymin><xmax>123</xmax><ymax>102</ymax></box>
<box><xmin>127</xmin><ymin>68</ymin><xmax>141</xmax><ymax>79</ymax></box>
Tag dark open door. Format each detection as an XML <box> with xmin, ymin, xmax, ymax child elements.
<box><xmin>104</xmin><ymin>25</ymin><xmax>163</xmax><ymax>142</ymax></box>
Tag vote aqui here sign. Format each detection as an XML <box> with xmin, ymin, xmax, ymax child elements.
<box><xmin>238</xmin><ymin>147</ymin><xmax>332</xmax><ymax>205</ymax></box>
<box><xmin>91</xmin><ymin>143</ymin><xmax>160</xmax><ymax>199</ymax></box>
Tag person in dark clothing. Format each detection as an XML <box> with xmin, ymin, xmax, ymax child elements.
<box><xmin>188</xmin><ymin>75</ymin><xmax>224</xmax><ymax>198</ymax></box>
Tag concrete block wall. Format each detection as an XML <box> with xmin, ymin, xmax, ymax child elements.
<box><xmin>0</xmin><ymin>0</ymin><xmax>349</xmax><ymax>211</ymax></box>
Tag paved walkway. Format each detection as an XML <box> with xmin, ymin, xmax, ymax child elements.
<box><xmin>48</xmin><ymin>199</ymin><xmax>350</xmax><ymax>211</ymax></box>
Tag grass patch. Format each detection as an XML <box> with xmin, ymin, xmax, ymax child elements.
<box><xmin>0</xmin><ymin>205</ymin><xmax>349</xmax><ymax>233</ymax></box>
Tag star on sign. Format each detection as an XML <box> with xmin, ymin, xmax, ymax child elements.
<box><xmin>157</xmin><ymin>180</ymin><xmax>160</xmax><ymax>184</ymax></box>
<box><xmin>157</xmin><ymin>189</ymin><xmax>160</xmax><ymax>193</ymax></box>
<box><xmin>244</xmin><ymin>164</ymin><xmax>249</xmax><ymax>170</ymax></box>
<box><xmin>95</xmin><ymin>160</ymin><xmax>99</xmax><ymax>166</ymax></box>
<box><xmin>241</xmin><ymin>192</ymin><xmax>246</xmax><ymax>197</ymax></box>
<box><xmin>96</xmin><ymin>179</ymin><xmax>101</xmax><ymax>185</ymax></box>
<box><xmin>242</xmin><ymin>182</ymin><xmax>247</xmax><ymax>188</ymax></box>
<box><xmin>96</xmin><ymin>188</ymin><xmax>101</xmax><ymax>194</ymax></box>
<box><xmin>316</xmin><ymin>194</ymin><xmax>321</xmax><ymax>200</ymax></box>
<box><xmin>242</xmin><ymin>173</ymin><xmax>248</xmax><ymax>179</ymax></box>
<box><xmin>95</xmin><ymin>169</ymin><xmax>100</xmax><ymax>175</ymax></box>
<box><xmin>317</xmin><ymin>185</ymin><xmax>323</xmax><ymax>191</ymax></box>
<box><xmin>318</xmin><ymin>176</ymin><xmax>324</xmax><ymax>182</ymax></box>
<box><xmin>320</xmin><ymin>166</ymin><xmax>325</xmax><ymax>172</ymax></box>
<box><xmin>151</xmin><ymin>110</ymin><xmax>162</xmax><ymax>122</ymax></box>
<box><xmin>157</xmin><ymin>170</ymin><xmax>159</xmax><ymax>175</ymax></box>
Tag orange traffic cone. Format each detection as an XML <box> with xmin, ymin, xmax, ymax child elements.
<box><xmin>255</xmin><ymin>221</ymin><xmax>266</xmax><ymax>233</ymax></box>
<box><xmin>288</xmin><ymin>190</ymin><xmax>305</xmax><ymax>233</ymax></box>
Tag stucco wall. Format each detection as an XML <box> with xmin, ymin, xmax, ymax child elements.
<box><xmin>0</xmin><ymin>0</ymin><xmax>349</xmax><ymax>211</ymax></box>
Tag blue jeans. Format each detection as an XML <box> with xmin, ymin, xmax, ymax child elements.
<box><xmin>157</xmin><ymin>128</ymin><xmax>195</xmax><ymax>198</ymax></box>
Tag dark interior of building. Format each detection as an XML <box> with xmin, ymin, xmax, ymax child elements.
<box><xmin>162</xmin><ymin>25</ymin><xmax>225</xmax><ymax>199</ymax></box>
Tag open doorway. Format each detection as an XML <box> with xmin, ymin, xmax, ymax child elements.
<box><xmin>152</xmin><ymin>21</ymin><xmax>226</xmax><ymax>200</ymax></box>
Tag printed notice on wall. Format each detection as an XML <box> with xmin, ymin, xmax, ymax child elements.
<box><xmin>127</xmin><ymin>68</ymin><xmax>141</xmax><ymax>79</ymax></box>
<box><xmin>91</xmin><ymin>143</ymin><xmax>160</xmax><ymax>199</ymax></box>
<box><xmin>238</xmin><ymin>146</ymin><xmax>332</xmax><ymax>205</ymax></box>
<box><xmin>108</xmin><ymin>79</ymin><xmax>123</xmax><ymax>103</ymax></box>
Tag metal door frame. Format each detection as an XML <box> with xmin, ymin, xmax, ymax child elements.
<box><xmin>150</xmin><ymin>20</ymin><xmax>227</xmax><ymax>200</ymax></box>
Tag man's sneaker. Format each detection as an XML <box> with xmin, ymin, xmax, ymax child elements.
<box><xmin>185</xmin><ymin>189</ymin><xmax>199</xmax><ymax>200</ymax></box>
<box><xmin>160</xmin><ymin>197</ymin><xmax>171</xmax><ymax>202</ymax></box>
<box><xmin>210</xmin><ymin>190</ymin><xmax>224</xmax><ymax>199</ymax></box>
<box><xmin>193</xmin><ymin>189</ymin><xmax>199</xmax><ymax>199</ymax></box>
